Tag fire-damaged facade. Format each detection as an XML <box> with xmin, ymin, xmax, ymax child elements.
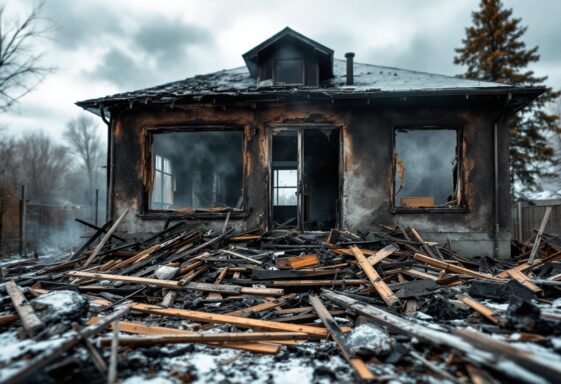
<box><xmin>77</xmin><ymin>27</ymin><xmax>544</xmax><ymax>258</ymax></box>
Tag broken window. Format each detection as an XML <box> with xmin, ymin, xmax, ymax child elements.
<box><xmin>149</xmin><ymin>130</ymin><xmax>243</xmax><ymax>211</ymax></box>
<box><xmin>394</xmin><ymin>128</ymin><xmax>460</xmax><ymax>209</ymax></box>
<box><xmin>274</xmin><ymin>58</ymin><xmax>304</xmax><ymax>85</ymax></box>
<box><xmin>273</xmin><ymin>169</ymin><xmax>298</xmax><ymax>206</ymax></box>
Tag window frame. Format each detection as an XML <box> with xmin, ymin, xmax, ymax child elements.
<box><xmin>273</xmin><ymin>58</ymin><xmax>305</xmax><ymax>86</ymax></box>
<box><xmin>391</xmin><ymin>124</ymin><xmax>467</xmax><ymax>213</ymax></box>
<box><xmin>140</xmin><ymin>124</ymin><xmax>248</xmax><ymax>219</ymax></box>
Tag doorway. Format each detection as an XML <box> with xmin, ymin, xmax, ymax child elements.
<box><xmin>270</xmin><ymin>125</ymin><xmax>340</xmax><ymax>231</ymax></box>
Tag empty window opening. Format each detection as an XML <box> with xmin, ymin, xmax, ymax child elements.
<box><xmin>274</xmin><ymin>58</ymin><xmax>304</xmax><ymax>85</ymax></box>
<box><xmin>149</xmin><ymin>130</ymin><xmax>243</xmax><ymax>211</ymax></box>
<box><xmin>394</xmin><ymin>128</ymin><xmax>460</xmax><ymax>208</ymax></box>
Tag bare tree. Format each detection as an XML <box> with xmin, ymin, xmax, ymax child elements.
<box><xmin>17</xmin><ymin>131</ymin><xmax>71</xmax><ymax>202</ymax></box>
<box><xmin>0</xmin><ymin>1</ymin><xmax>51</xmax><ymax>111</ymax></box>
<box><xmin>64</xmin><ymin>115</ymin><xmax>104</xmax><ymax>210</ymax></box>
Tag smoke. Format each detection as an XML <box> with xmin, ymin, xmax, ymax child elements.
<box><xmin>152</xmin><ymin>131</ymin><xmax>244</xmax><ymax>209</ymax></box>
<box><xmin>395</xmin><ymin>129</ymin><xmax>457</xmax><ymax>205</ymax></box>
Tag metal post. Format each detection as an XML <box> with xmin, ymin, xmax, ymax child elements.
<box><xmin>95</xmin><ymin>189</ymin><xmax>99</xmax><ymax>227</ymax></box>
<box><xmin>19</xmin><ymin>185</ymin><xmax>26</xmax><ymax>257</ymax></box>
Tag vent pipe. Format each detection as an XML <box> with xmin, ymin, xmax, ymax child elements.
<box><xmin>345</xmin><ymin>52</ymin><xmax>355</xmax><ymax>85</ymax></box>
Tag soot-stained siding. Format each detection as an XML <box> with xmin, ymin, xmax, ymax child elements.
<box><xmin>108</xmin><ymin>99</ymin><xmax>511</xmax><ymax>257</ymax></box>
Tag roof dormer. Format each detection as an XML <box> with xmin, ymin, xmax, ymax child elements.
<box><xmin>242</xmin><ymin>27</ymin><xmax>334</xmax><ymax>88</ymax></box>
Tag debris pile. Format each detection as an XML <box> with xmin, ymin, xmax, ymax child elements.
<box><xmin>1</xmin><ymin>215</ymin><xmax>561</xmax><ymax>383</ymax></box>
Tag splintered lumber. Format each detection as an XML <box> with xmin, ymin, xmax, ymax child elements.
<box><xmin>252</xmin><ymin>269</ymin><xmax>337</xmax><ymax>280</ymax></box>
<box><xmin>452</xmin><ymin>327</ymin><xmax>561</xmax><ymax>384</ymax></box>
<box><xmin>84</xmin><ymin>209</ymin><xmax>129</xmax><ymax>267</ymax></box>
<box><xmin>128</xmin><ymin>302</ymin><xmax>329</xmax><ymax>337</ymax></box>
<box><xmin>99</xmin><ymin>332</ymin><xmax>308</xmax><ymax>347</ymax></box>
<box><xmin>321</xmin><ymin>290</ymin><xmax>559</xmax><ymax>383</ymax></box>
<box><xmin>66</xmin><ymin>271</ymin><xmax>284</xmax><ymax>297</ymax></box>
<box><xmin>2</xmin><ymin>307</ymin><xmax>130</xmax><ymax>384</ymax></box>
<box><xmin>456</xmin><ymin>294</ymin><xmax>501</xmax><ymax>324</ymax></box>
<box><xmin>225</xmin><ymin>294</ymin><xmax>296</xmax><ymax>317</ymax></box>
<box><xmin>496</xmin><ymin>250</ymin><xmax>561</xmax><ymax>279</ymax></box>
<box><xmin>366</xmin><ymin>244</ymin><xmax>398</xmax><ymax>265</ymax></box>
<box><xmin>69</xmin><ymin>220</ymin><xmax>113</xmax><ymax>261</ymax></box>
<box><xmin>351</xmin><ymin>246</ymin><xmax>400</xmax><ymax>307</ymax></box>
<box><xmin>222</xmin><ymin>249</ymin><xmax>263</xmax><ymax>265</ymax></box>
<box><xmin>527</xmin><ymin>206</ymin><xmax>552</xmax><ymax>265</ymax></box>
<box><xmin>506</xmin><ymin>269</ymin><xmax>543</xmax><ymax>294</ymax></box>
<box><xmin>309</xmin><ymin>295</ymin><xmax>374</xmax><ymax>381</ymax></box>
<box><xmin>410</xmin><ymin>227</ymin><xmax>440</xmax><ymax>260</ymax></box>
<box><xmin>413</xmin><ymin>253</ymin><xmax>498</xmax><ymax>280</ymax></box>
<box><xmin>108</xmin><ymin>321</ymin><xmax>119</xmax><ymax>384</ymax></box>
<box><xmin>87</xmin><ymin>318</ymin><xmax>280</xmax><ymax>354</ymax></box>
<box><xmin>4</xmin><ymin>280</ymin><xmax>45</xmax><ymax>337</ymax></box>
<box><xmin>276</xmin><ymin>254</ymin><xmax>320</xmax><ymax>269</ymax></box>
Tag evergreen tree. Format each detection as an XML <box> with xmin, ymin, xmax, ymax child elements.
<box><xmin>454</xmin><ymin>0</ymin><xmax>560</xmax><ymax>192</ymax></box>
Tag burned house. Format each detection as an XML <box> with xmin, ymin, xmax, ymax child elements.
<box><xmin>77</xmin><ymin>27</ymin><xmax>544</xmax><ymax>258</ymax></box>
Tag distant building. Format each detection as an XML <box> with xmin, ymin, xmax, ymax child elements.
<box><xmin>77</xmin><ymin>27</ymin><xmax>543</xmax><ymax>258</ymax></box>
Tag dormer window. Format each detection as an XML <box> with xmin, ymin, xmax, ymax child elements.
<box><xmin>274</xmin><ymin>58</ymin><xmax>304</xmax><ymax>86</ymax></box>
<box><xmin>243</xmin><ymin>27</ymin><xmax>334</xmax><ymax>89</ymax></box>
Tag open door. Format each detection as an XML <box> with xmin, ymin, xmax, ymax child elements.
<box><xmin>270</xmin><ymin>126</ymin><xmax>340</xmax><ymax>231</ymax></box>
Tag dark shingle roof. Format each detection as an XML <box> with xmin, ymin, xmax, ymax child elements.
<box><xmin>76</xmin><ymin>58</ymin><xmax>539</xmax><ymax>109</ymax></box>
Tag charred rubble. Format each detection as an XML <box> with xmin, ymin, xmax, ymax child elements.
<box><xmin>0</xmin><ymin>216</ymin><xmax>560</xmax><ymax>383</ymax></box>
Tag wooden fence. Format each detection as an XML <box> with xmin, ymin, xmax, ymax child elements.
<box><xmin>512</xmin><ymin>199</ymin><xmax>561</xmax><ymax>242</ymax></box>
<box><xmin>0</xmin><ymin>191</ymin><xmax>89</xmax><ymax>257</ymax></box>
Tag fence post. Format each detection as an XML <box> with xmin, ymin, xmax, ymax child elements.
<box><xmin>19</xmin><ymin>185</ymin><xmax>26</xmax><ymax>257</ymax></box>
<box><xmin>517</xmin><ymin>201</ymin><xmax>523</xmax><ymax>241</ymax></box>
<box><xmin>95</xmin><ymin>189</ymin><xmax>99</xmax><ymax>227</ymax></box>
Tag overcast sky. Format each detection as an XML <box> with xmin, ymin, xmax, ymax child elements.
<box><xmin>1</xmin><ymin>0</ymin><xmax>560</xmax><ymax>142</ymax></box>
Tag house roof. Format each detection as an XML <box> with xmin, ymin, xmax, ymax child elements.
<box><xmin>76</xmin><ymin>58</ymin><xmax>543</xmax><ymax>110</ymax></box>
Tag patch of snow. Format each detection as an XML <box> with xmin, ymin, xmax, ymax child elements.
<box><xmin>121</xmin><ymin>376</ymin><xmax>179</xmax><ymax>384</ymax></box>
<box><xmin>32</xmin><ymin>290</ymin><xmax>88</xmax><ymax>322</ymax></box>
<box><xmin>154</xmin><ymin>266</ymin><xmax>178</xmax><ymax>280</ymax></box>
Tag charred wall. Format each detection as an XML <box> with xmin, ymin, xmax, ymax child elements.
<box><xmin>108</xmin><ymin>97</ymin><xmax>511</xmax><ymax>258</ymax></box>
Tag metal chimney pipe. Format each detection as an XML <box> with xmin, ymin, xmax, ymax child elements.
<box><xmin>345</xmin><ymin>52</ymin><xmax>355</xmax><ymax>85</ymax></box>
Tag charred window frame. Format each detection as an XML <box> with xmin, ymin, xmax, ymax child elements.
<box><xmin>141</xmin><ymin>125</ymin><xmax>246</xmax><ymax>219</ymax></box>
<box><xmin>273</xmin><ymin>58</ymin><xmax>305</xmax><ymax>86</ymax></box>
<box><xmin>391</xmin><ymin>125</ymin><xmax>465</xmax><ymax>213</ymax></box>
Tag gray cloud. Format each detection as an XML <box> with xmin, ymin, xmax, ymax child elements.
<box><xmin>88</xmin><ymin>48</ymin><xmax>152</xmax><ymax>89</ymax></box>
<box><xmin>134</xmin><ymin>20</ymin><xmax>211</xmax><ymax>62</ymax></box>
<box><xmin>86</xmin><ymin>15</ymin><xmax>213</xmax><ymax>90</ymax></box>
<box><xmin>44</xmin><ymin>0</ymin><xmax>123</xmax><ymax>48</ymax></box>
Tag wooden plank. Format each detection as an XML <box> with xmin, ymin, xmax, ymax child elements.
<box><xmin>309</xmin><ymin>295</ymin><xmax>374</xmax><ymax>381</ymax></box>
<box><xmin>225</xmin><ymin>294</ymin><xmax>295</xmax><ymax>317</ymax></box>
<box><xmin>366</xmin><ymin>244</ymin><xmax>398</xmax><ymax>266</ymax></box>
<box><xmin>66</xmin><ymin>271</ymin><xmax>284</xmax><ymax>297</ymax></box>
<box><xmin>410</xmin><ymin>227</ymin><xmax>440</xmax><ymax>260</ymax></box>
<box><xmin>413</xmin><ymin>253</ymin><xmax>498</xmax><ymax>280</ymax></box>
<box><xmin>276</xmin><ymin>254</ymin><xmax>319</xmax><ymax>269</ymax></box>
<box><xmin>527</xmin><ymin>206</ymin><xmax>552</xmax><ymax>264</ymax></box>
<box><xmin>128</xmin><ymin>302</ymin><xmax>329</xmax><ymax>337</ymax></box>
<box><xmin>506</xmin><ymin>269</ymin><xmax>543</xmax><ymax>294</ymax></box>
<box><xmin>400</xmin><ymin>197</ymin><xmax>435</xmax><ymax>208</ymax></box>
<box><xmin>456</xmin><ymin>294</ymin><xmax>500</xmax><ymax>324</ymax></box>
<box><xmin>98</xmin><ymin>332</ymin><xmax>309</xmax><ymax>347</ymax></box>
<box><xmin>84</xmin><ymin>210</ymin><xmax>129</xmax><ymax>267</ymax></box>
<box><xmin>87</xmin><ymin>317</ymin><xmax>280</xmax><ymax>354</ymax></box>
<box><xmin>252</xmin><ymin>269</ymin><xmax>337</xmax><ymax>280</ymax></box>
<box><xmin>68</xmin><ymin>220</ymin><xmax>113</xmax><ymax>261</ymax></box>
<box><xmin>351</xmin><ymin>246</ymin><xmax>400</xmax><ymax>307</ymax></box>
<box><xmin>4</xmin><ymin>280</ymin><xmax>45</xmax><ymax>337</ymax></box>
<box><xmin>207</xmin><ymin>267</ymin><xmax>228</xmax><ymax>301</ymax></box>
<box><xmin>271</xmin><ymin>279</ymin><xmax>369</xmax><ymax>287</ymax></box>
